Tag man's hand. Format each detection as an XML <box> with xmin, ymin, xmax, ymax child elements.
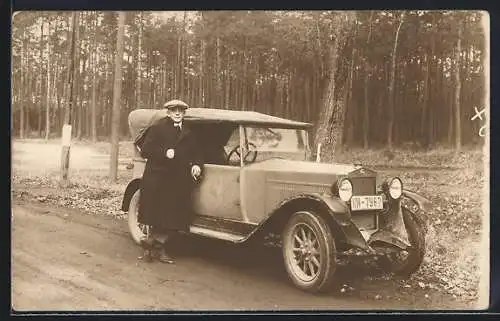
<box><xmin>191</xmin><ymin>165</ymin><xmax>202</xmax><ymax>180</ymax></box>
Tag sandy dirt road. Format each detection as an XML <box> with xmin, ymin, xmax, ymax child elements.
<box><xmin>11</xmin><ymin>198</ymin><xmax>467</xmax><ymax>312</ymax></box>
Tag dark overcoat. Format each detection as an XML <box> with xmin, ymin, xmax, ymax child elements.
<box><xmin>138</xmin><ymin>116</ymin><xmax>203</xmax><ymax>232</ymax></box>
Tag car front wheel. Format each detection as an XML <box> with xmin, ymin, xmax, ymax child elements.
<box><xmin>282</xmin><ymin>211</ymin><xmax>337</xmax><ymax>293</ymax></box>
<box><xmin>128</xmin><ymin>190</ymin><xmax>148</xmax><ymax>245</ymax></box>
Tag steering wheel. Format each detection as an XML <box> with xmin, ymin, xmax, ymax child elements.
<box><xmin>227</xmin><ymin>142</ymin><xmax>258</xmax><ymax>165</ymax></box>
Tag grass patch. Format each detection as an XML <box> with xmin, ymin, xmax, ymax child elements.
<box><xmin>334</xmin><ymin>147</ymin><xmax>484</xmax><ymax>169</ymax></box>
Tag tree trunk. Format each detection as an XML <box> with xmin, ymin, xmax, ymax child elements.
<box><xmin>314</xmin><ymin>13</ymin><xmax>354</xmax><ymax>160</ymax></box>
<box><xmin>343</xmin><ymin>46</ymin><xmax>355</xmax><ymax>149</ymax></box>
<box><xmin>199</xmin><ymin>39</ymin><xmax>205</xmax><ymax>106</ymax></box>
<box><xmin>175</xmin><ymin>26</ymin><xmax>182</xmax><ymax>98</ymax></box>
<box><xmin>240</xmin><ymin>53</ymin><xmax>249</xmax><ymax>110</ymax></box>
<box><xmin>136</xmin><ymin>12</ymin><xmax>143</xmax><ymax>107</ymax></box>
<box><xmin>61</xmin><ymin>61</ymin><xmax>68</xmax><ymax>128</ymax></box>
<box><xmin>38</xmin><ymin>19</ymin><xmax>44</xmax><ymax>137</ymax></box>
<box><xmin>19</xmin><ymin>30</ymin><xmax>25</xmax><ymax>139</ymax></box>
<box><xmin>447</xmin><ymin>80</ymin><xmax>453</xmax><ymax>145</ymax></box>
<box><xmin>25</xmin><ymin>74</ymin><xmax>29</xmax><ymax>136</ymax></box>
<box><xmin>363</xmin><ymin>11</ymin><xmax>373</xmax><ymax>149</ymax></box>
<box><xmin>287</xmin><ymin>71</ymin><xmax>293</xmax><ymax>118</ymax></box>
<box><xmin>462</xmin><ymin>38</ymin><xmax>472</xmax><ymax>144</ymax></box>
<box><xmin>109</xmin><ymin>12</ymin><xmax>126</xmax><ymax>181</ymax></box>
<box><xmin>76</xmin><ymin>56</ymin><xmax>86</xmax><ymax>140</ymax></box>
<box><xmin>83</xmin><ymin>48</ymin><xmax>90</xmax><ymax>138</ymax></box>
<box><xmin>27</xmin><ymin>72</ymin><xmax>33</xmax><ymax>136</ymax></box>
<box><xmin>277</xmin><ymin>76</ymin><xmax>283</xmax><ymax>115</ymax></box>
<box><xmin>60</xmin><ymin>12</ymin><xmax>79</xmax><ymax>186</ymax></box>
<box><xmin>179</xmin><ymin>12</ymin><xmax>187</xmax><ymax>99</ymax></box>
<box><xmin>242</xmin><ymin>42</ymin><xmax>248</xmax><ymax>110</ymax></box>
<box><xmin>224</xmin><ymin>49</ymin><xmax>231</xmax><ymax>109</ymax></box>
<box><xmin>421</xmin><ymin>16</ymin><xmax>436</xmax><ymax>149</ymax></box>
<box><xmin>316</xmin><ymin>35</ymin><xmax>340</xmax><ymax>159</ymax></box>
<box><xmin>45</xmin><ymin>17</ymin><xmax>52</xmax><ymax>140</ymax></box>
<box><xmin>311</xmin><ymin>70</ymin><xmax>317</xmax><ymax>123</ymax></box>
<box><xmin>454</xmin><ymin>22</ymin><xmax>462</xmax><ymax>152</ymax></box>
<box><xmin>304</xmin><ymin>76</ymin><xmax>311</xmax><ymax>122</ymax></box>
<box><xmin>216</xmin><ymin>36</ymin><xmax>222</xmax><ymax>106</ymax></box>
<box><xmin>420</xmin><ymin>53</ymin><xmax>431</xmax><ymax>148</ymax></box>
<box><xmin>70</xmin><ymin>15</ymin><xmax>81</xmax><ymax>122</ymax></box>
<box><xmin>53</xmin><ymin>63</ymin><xmax>59</xmax><ymax>131</ymax></box>
<box><xmin>315</xmin><ymin>12</ymin><xmax>325</xmax><ymax>78</ymax></box>
<box><xmin>254</xmin><ymin>58</ymin><xmax>260</xmax><ymax>109</ymax></box>
<box><xmin>387</xmin><ymin>13</ymin><xmax>404</xmax><ymax>150</ymax></box>
<box><xmin>103</xmin><ymin>55</ymin><xmax>111</xmax><ymax>135</ymax></box>
<box><xmin>64</xmin><ymin>13</ymin><xmax>80</xmax><ymax>125</ymax></box>
<box><xmin>152</xmin><ymin>66</ymin><xmax>157</xmax><ymax>107</ymax></box>
<box><xmin>91</xmin><ymin>12</ymin><xmax>98</xmax><ymax>142</ymax></box>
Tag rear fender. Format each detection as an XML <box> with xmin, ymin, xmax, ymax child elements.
<box><xmin>267</xmin><ymin>193</ymin><xmax>372</xmax><ymax>252</ymax></box>
<box><xmin>121</xmin><ymin>178</ymin><xmax>141</xmax><ymax>212</ymax></box>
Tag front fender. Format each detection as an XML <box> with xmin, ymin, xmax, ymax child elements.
<box><xmin>311</xmin><ymin>194</ymin><xmax>373</xmax><ymax>252</ymax></box>
<box><xmin>121</xmin><ymin>178</ymin><xmax>141</xmax><ymax>212</ymax></box>
<box><xmin>403</xmin><ymin>189</ymin><xmax>431</xmax><ymax>212</ymax></box>
<box><xmin>268</xmin><ymin>193</ymin><xmax>372</xmax><ymax>252</ymax></box>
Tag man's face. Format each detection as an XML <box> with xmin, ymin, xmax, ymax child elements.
<box><xmin>167</xmin><ymin>106</ymin><xmax>186</xmax><ymax>123</ymax></box>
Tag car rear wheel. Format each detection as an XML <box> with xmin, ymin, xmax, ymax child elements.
<box><xmin>388</xmin><ymin>207</ymin><xmax>426</xmax><ymax>277</ymax></box>
<box><xmin>282</xmin><ymin>211</ymin><xmax>337</xmax><ymax>293</ymax></box>
<box><xmin>128</xmin><ymin>190</ymin><xmax>148</xmax><ymax>245</ymax></box>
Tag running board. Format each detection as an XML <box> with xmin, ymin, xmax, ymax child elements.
<box><xmin>189</xmin><ymin>226</ymin><xmax>246</xmax><ymax>243</ymax></box>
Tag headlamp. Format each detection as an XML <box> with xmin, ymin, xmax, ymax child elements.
<box><xmin>336</xmin><ymin>178</ymin><xmax>353</xmax><ymax>202</ymax></box>
<box><xmin>388</xmin><ymin>177</ymin><xmax>403</xmax><ymax>199</ymax></box>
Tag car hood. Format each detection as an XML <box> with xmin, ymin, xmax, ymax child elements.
<box><xmin>247</xmin><ymin>158</ymin><xmax>360</xmax><ymax>176</ymax></box>
<box><xmin>241</xmin><ymin>159</ymin><xmax>376</xmax><ymax>222</ymax></box>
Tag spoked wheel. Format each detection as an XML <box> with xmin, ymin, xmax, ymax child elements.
<box><xmin>386</xmin><ymin>207</ymin><xmax>426</xmax><ymax>278</ymax></box>
<box><xmin>282</xmin><ymin>211</ymin><xmax>337</xmax><ymax>293</ymax></box>
<box><xmin>128</xmin><ymin>190</ymin><xmax>148</xmax><ymax>245</ymax></box>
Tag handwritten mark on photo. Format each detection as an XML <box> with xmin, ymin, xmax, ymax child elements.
<box><xmin>470</xmin><ymin>106</ymin><xmax>487</xmax><ymax>137</ymax></box>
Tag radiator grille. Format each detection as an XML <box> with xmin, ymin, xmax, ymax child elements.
<box><xmin>350</xmin><ymin>177</ymin><xmax>376</xmax><ymax>195</ymax></box>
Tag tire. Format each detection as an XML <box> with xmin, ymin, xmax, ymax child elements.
<box><xmin>390</xmin><ymin>207</ymin><xmax>426</xmax><ymax>277</ymax></box>
<box><xmin>128</xmin><ymin>190</ymin><xmax>147</xmax><ymax>245</ymax></box>
<box><xmin>282</xmin><ymin>211</ymin><xmax>337</xmax><ymax>293</ymax></box>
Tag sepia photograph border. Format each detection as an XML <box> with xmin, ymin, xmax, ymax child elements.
<box><xmin>8</xmin><ymin>0</ymin><xmax>499</xmax><ymax>316</ymax></box>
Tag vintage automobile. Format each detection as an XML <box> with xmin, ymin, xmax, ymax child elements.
<box><xmin>122</xmin><ymin>108</ymin><xmax>429</xmax><ymax>293</ymax></box>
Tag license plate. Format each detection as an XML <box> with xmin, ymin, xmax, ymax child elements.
<box><xmin>350</xmin><ymin>195</ymin><xmax>383</xmax><ymax>211</ymax></box>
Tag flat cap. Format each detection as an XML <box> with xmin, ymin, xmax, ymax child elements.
<box><xmin>163</xmin><ymin>99</ymin><xmax>189</xmax><ymax>109</ymax></box>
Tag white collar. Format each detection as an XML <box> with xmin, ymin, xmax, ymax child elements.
<box><xmin>173</xmin><ymin>122</ymin><xmax>182</xmax><ymax>129</ymax></box>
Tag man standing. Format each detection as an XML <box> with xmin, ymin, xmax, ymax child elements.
<box><xmin>138</xmin><ymin>99</ymin><xmax>203</xmax><ymax>263</ymax></box>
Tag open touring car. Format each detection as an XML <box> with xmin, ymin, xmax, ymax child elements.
<box><xmin>121</xmin><ymin>107</ymin><xmax>429</xmax><ymax>293</ymax></box>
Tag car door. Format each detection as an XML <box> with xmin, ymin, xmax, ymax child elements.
<box><xmin>191</xmin><ymin>126</ymin><xmax>246</xmax><ymax>222</ymax></box>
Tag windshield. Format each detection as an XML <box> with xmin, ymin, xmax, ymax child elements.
<box><xmin>225</xmin><ymin>126</ymin><xmax>309</xmax><ymax>165</ymax></box>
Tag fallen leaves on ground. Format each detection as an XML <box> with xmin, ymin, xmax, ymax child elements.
<box><xmin>12</xmin><ymin>175</ymin><xmax>127</xmax><ymax>221</ymax></box>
